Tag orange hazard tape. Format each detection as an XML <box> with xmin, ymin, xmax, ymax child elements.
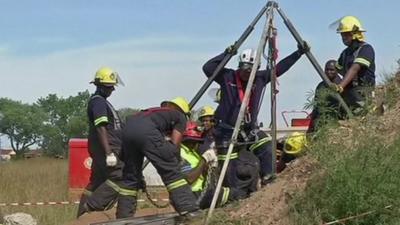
<box><xmin>0</xmin><ymin>199</ymin><xmax>170</xmax><ymax>207</ymax></box>
<box><xmin>0</xmin><ymin>201</ymin><xmax>80</xmax><ymax>207</ymax></box>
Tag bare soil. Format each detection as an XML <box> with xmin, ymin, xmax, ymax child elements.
<box><xmin>66</xmin><ymin>207</ymin><xmax>174</xmax><ymax>225</ymax></box>
<box><xmin>217</xmin><ymin>157</ymin><xmax>317</xmax><ymax>225</ymax></box>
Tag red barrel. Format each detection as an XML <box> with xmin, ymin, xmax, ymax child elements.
<box><xmin>68</xmin><ymin>138</ymin><xmax>91</xmax><ymax>189</ymax></box>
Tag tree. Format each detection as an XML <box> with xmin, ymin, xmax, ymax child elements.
<box><xmin>0</xmin><ymin>98</ymin><xmax>46</xmax><ymax>153</ymax></box>
<box><xmin>37</xmin><ymin>91</ymin><xmax>89</xmax><ymax>156</ymax></box>
<box><xmin>117</xmin><ymin>107</ymin><xmax>141</xmax><ymax>123</ymax></box>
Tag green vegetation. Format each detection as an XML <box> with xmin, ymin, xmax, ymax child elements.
<box><xmin>0</xmin><ymin>158</ymin><xmax>171</xmax><ymax>225</ymax></box>
<box><xmin>0</xmin><ymin>92</ymin><xmax>89</xmax><ymax>157</ymax></box>
<box><xmin>37</xmin><ymin>92</ymin><xmax>90</xmax><ymax>157</ymax></box>
<box><xmin>289</xmin><ymin>69</ymin><xmax>400</xmax><ymax>225</ymax></box>
<box><xmin>0</xmin><ymin>91</ymin><xmax>140</xmax><ymax>157</ymax></box>
<box><xmin>0</xmin><ymin>158</ymin><xmax>76</xmax><ymax>225</ymax></box>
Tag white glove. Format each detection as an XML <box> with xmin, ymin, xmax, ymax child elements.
<box><xmin>106</xmin><ymin>152</ymin><xmax>118</xmax><ymax>167</ymax></box>
<box><xmin>202</xmin><ymin>149</ymin><xmax>217</xmax><ymax>164</ymax></box>
<box><xmin>210</xmin><ymin>158</ymin><xmax>218</xmax><ymax>168</ymax></box>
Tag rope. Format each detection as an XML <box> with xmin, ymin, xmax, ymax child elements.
<box><xmin>322</xmin><ymin>205</ymin><xmax>393</xmax><ymax>225</ymax></box>
<box><xmin>197</xmin><ymin>165</ymin><xmax>219</xmax><ymax>205</ymax></box>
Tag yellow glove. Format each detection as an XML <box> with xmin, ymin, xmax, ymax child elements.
<box><xmin>331</xmin><ymin>84</ymin><xmax>344</xmax><ymax>93</ymax></box>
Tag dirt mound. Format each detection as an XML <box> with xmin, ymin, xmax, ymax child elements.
<box><xmin>66</xmin><ymin>207</ymin><xmax>174</xmax><ymax>225</ymax></box>
<box><xmin>213</xmin><ymin>156</ymin><xmax>317</xmax><ymax>225</ymax></box>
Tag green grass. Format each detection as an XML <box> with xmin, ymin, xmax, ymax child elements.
<box><xmin>290</xmin><ymin>133</ymin><xmax>400</xmax><ymax>225</ymax></box>
<box><xmin>289</xmin><ymin>68</ymin><xmax>400</xmax><ymax>225</ymax></box>
<box><xmin>0</xmin><ymin>158</ymin><xmax>76</xmax><ymax>225</ymax></box>
<box><xmin>290</xmin><ymin>87</ymin><xmax>400</xmax><ymax>225</ymax></box>
<box><xmin>0</xmin><ymin>158</ymin><xmax>172</xmax><ymax>225</ymax></box>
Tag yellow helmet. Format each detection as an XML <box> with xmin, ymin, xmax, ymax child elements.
<box><xmin>336</xmin><ymin>16</ymin><xmax>366</xmax><ymax>33</ymax></box>
<box><xmin>198</xmin><ymin>106</ymin><xmax>215</xmax><ymax>119</ymax></box>
<box><xmin>284</xmin><ymin>132</ymin><xmax>307</xmax><ymax>156</ymax></box>
<box><xmin>91</xmin><ymin>67</ymin><xmax>122</xmax><ymax>86</ymax></box>
<box><xmin>163</xmin><ymin>97</ymin><xmax>190</xmax><ymax>114</ymax></box>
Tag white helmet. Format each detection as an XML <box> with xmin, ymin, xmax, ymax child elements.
<box><xmin>239</xmin><ymin>48</ymin><xmax>256</xmax><ymax>65</ymax></box>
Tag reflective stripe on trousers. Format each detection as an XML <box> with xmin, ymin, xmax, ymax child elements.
<box><xmin>166</xmin><ymin>179</ymin><xmax>188</xmax><ymax>192</ymax></box>
<box><xmin>106</xmin><ymin>180</ymin><xmax>137</xmax><ymax>197</ymax></box>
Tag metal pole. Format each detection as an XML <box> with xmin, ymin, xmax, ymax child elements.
<box><xmin>204</xmin><ymin>8</ymin><xmax>272</xmax><ymax>225</ymax></box>
<box><xmin>267</xmin><ymin>8</ymin><xmax>277</xmax><ymax>177</ymax></box>
<box><xmin>274</xmin><ymin>4</ymin><xmax>353</xmax><ymax>118</ymax></box>
<box><xmin>189</xmin><ymin>2</ymin><xmax>270</xmax><ymax>109</ymax></box>
<box><xmin>140</xmin><ymin>2</ymin><xmax>270</xmax><ymax>173</ymax></box>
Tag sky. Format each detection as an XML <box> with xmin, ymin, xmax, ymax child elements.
<box><xmin>0</xmin><ymin>0</ymin><xmax>399</xmax><ymax>142</ymax></box>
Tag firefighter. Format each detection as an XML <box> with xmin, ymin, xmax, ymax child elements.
<box><xmin>77</xmin><ymin>67</ymin><xmax>124</xmax><ymax>217</ymax></box>
<box><xmin>197</xmin><ymin>106</ymin><xmax>215</xmax><ymax>154</ymax></box>
<box><xmin>276</xmin><ymin>132</ymin><xmax>307</xmax><ymax>173</ymax></box>
<box><xmin>307</xmin><ymin>60</ymin><xmax>344</xmax><ymax>133</ymax></box>
<box><xmin>117</xmin><ymin>97</ymin><xmax>200</xmax><ymax>220</ymax></box>
<box><xmin>333</xmin><ymin>16</ymin><xmax>376</xmax><ymax>115</ymax></box>
<box><xmin>180</xmin><ymin>122</ymin><xmax>257</xmax><ymax>209</ymax></box>
<box><xmin>202</xmin><ymin>44</ymin><xmax>308</xmax><ymax>187</ymax></box>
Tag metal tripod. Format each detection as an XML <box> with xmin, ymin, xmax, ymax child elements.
<box><xmin>204</xmin><ymin>1</ymin><xmax>353</xmax><ymax>224</ymax></box>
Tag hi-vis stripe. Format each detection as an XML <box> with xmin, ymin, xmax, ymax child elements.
<box><xmin>166</xmin><ymin>179</ymin><xmax>188</xmax><ymax>191</ymax></box>
<box><xmin>220</xmin><ymin>187</ymin><xmax>230</xmax><ymax>206</ymax></box>
<box><xmin>94</xmin><ymin>116</ymin><xmax>108</xmax><ymax>126</ymax></box>
<box><xmin>335</xmin><ymin>62</ymin><xmax>343</xmax><ymax>70</ymax></box>
<box><xmin>218</xmin><ymin>152</ymin><xmax>238</xmax><ymax>161</ymax></box>
<box><xmin>354</xmin><ymin>57</ymin><xmax>371</xmax><ymax>67</ymax></box>
<box><xmin>249</xmin><ymin>137</ymin><xmax>272</xmax><ymax>152</ymax></box>
<box><xmin>106</xmin><ymin>180</ymin><xmax>137</xmax><ymax>197</ymax></box>
<box><xmin>83</xmin><ymin>189</ymin><xmax>92</xmax><ymax>196</ymax></box>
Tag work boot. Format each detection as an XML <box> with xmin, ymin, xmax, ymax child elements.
<box><xmin>77</xmin><ymin>194</ymin><xmax>90</xmax><ymax>218</ymax></box>
<box><xmin>76</xmin><ymin>203</ymin><xmax>89</xmax><ymax>218</ymax></box>
<box><xmin>261</xmin><ymin>174</ymin><xmax>276</xmax><ymax>187</ymax></box>
<box><xmin>116</xmin><ymin>195</ymin><xmax>137</xmax><ymax>219</ymax></box>
<box><xmin>86</xmin><ymin>181</ymin><xmax>119</xmax><ymax>211</ymax></box>
<box><xmin>169</xmin><ymin>185</ymin><xmax>199</xmax><ymax>213</ymax></box>
<box><xmin>175</xmin><ymin>210</ymin><xmax>203</xmax><ymax>225</ymax></box>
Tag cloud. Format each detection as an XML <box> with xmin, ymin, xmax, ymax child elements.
<box><xmin>0</xmin><ymin>34</ymin><xmax>395</xmax><ymax>128</ymax></box>
<box><xmin>0</xmin><ymin>36</ymin><xmax>226</xmax><ymax>107</ymax></box>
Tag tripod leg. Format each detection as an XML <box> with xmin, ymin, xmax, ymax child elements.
<box><xmin>189</xmin><ymin>2</ymin><xmax>271</xmax><ymax>109</ymax></box>
<box><xmin>274</xmin><ymin>5</ymin><xmax>353</xmax><ymax>118</ymax></box>
<box><xmin>205</xmin><ymin>7</ymin><xmax>274</xmax><ymax>225</ymax></box>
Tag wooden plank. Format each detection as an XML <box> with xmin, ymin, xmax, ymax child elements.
<box><xmin>90</xmin><ymin>213</ymin><xmax>178</xmax><ymax>225</ymax></box>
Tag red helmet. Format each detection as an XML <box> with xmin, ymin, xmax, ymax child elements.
<box><xmin>183</xmin><ymin>121</ymin><xmax>203</xmax><ymax>142</ymax></box>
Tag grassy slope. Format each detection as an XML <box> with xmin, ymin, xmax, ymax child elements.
<box><xmin>290</xmin><ymin>71</ymin><xmax>400</xmax><ymax>225</ymax></box>
<box><xmin>206</xmin><ymin>70</ymin><xmax>400</xmax><ymax>225</ymax></box>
